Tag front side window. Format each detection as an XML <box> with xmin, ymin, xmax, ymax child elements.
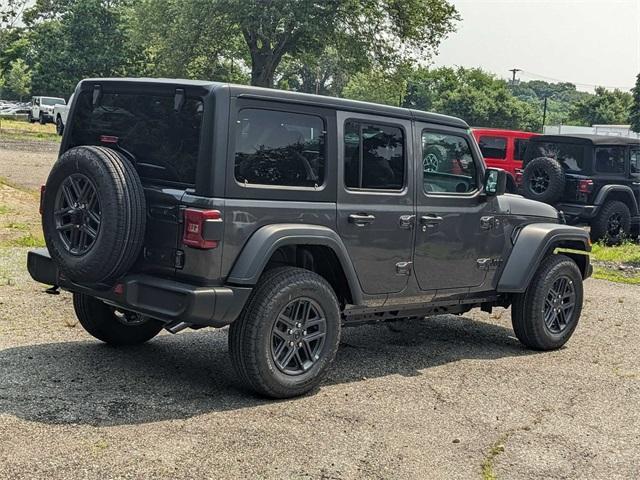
<box><xmin>525</xmin><ymin>142</ymin><xmax>585</xmax><ymax>172</ymax></box>
<box><xmin>514</xmin><ymin>138</ymin><xmax>530</xmax><ymax>160</ymax></box>
<box><xmin>69</xmin><ymin>91</ymin><xmax>204</xmax><ymax>185</ymax></box>
<box><xmin>422</xmin><ymin>132</ymin><xmax>478</xmax><ymax>194</ymax></box>
<box><xmin>344</xmin><ymin>121</ymin><xmax>404</xmax><ymax>190</ymax></box>
<box><xmin>478</xmin><ymin>136</ymin><xmax>507</xmax><ymax>159</ymax></box>
<box><xmin>595</xmin><ymin>147</ymin><xmax>625</xmax><ymax>174</ymax></box>
<box><xmin>631</xmin><ymin>149</ymin><xmax>640</xmax><ymax>176</ymax></box>
<box><xmin>235</xmin><ymin>109</ymin><xmax>325</xmax><ymax>187</ymax></box>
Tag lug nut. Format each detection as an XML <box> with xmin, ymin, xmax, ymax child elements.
<box><xmin>303</xmin><ymin>330</ymin><xmax>307</xmax><ymax>335</ymax></box>
<box><xmin>289</xmin><ymin>341</ymin><xmax>294</xmax><ymax>346</ymax></box>
<box><xmin>288</xmin><ymin>329</ymin><xmax>293</xmax><ymax>335</ymax></box>
<box><xmin>298</xmin><ymin>342</ymin><xmax>303</xmax><ymax>347</ymax></box>
<box><xmin>296</xmin><ymin>323</ymin><xmax>302</xmax><ymax>328</ymax></box>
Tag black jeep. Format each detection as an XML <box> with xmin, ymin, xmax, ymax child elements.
<box><xmin>521</xmin><ymin>134</ymin><xmax>640</xmax><ymax>244</ymax></box>
<box><xmin>28</xmin><ymin>79</ymin><xmax>591</xmax><ymax>398</ymax></box>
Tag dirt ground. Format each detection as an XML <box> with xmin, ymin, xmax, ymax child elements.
<box><xmin>0</xmin><ymin>140</ymin><xmax>639</xmax><ymax>479</ymax></box>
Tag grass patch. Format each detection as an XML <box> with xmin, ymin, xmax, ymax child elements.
<box><xmin>481</xmin><ymin>438</ymin><xmax>506</xmax><ymax>480</ymax></box>
<box><xmin>5</xmin><ymin>233</ymin><xmax>45</xmax><ymax>247</ymax></box>
<box><xmin>591</xmin><ymin>242</ymin><xmax>640</xmax><ymax>265</ymax></box>
<box><xmin>0</xmin><ymin>204</ymin><xmax>11</xmax><ymax>215</ymax></box>
<box><xmin>593</xmin><ymin>267</ymin><xmax>640</xmax><ymax>285</ymax></box>
<box><xmin>5</xmin><ymin>221</ymin><xmax>29</xmax><ymax>230</ymax></box>
<box><xmin>0</xmin><ymin>118</ymin><xmax>60</xmax><ymax>142</ymax></box>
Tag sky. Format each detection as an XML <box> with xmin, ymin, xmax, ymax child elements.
<box><xmin>432</xmin><ymin>0</ymin><xmax>640</xmax><ymax>92</ymax></box>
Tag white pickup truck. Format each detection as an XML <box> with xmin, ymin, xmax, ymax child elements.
<box><xmin>53</xmin><ymin>93</ymin><xmax>74</xmax><ymax>135</ymax></box>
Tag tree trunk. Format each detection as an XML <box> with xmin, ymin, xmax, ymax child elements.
<box><xmin>250</xmin><ymin>53</ymin><xmax>276</xmax><ymax>88</ymax></box>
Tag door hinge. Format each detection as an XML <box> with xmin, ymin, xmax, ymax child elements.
<box><xmin>480</xmin><ymin>216</ymin><xmax>500</xmax><ymax>230</ymax></box>
<box><xmin>395</xmin><ymin>261</ymin><xmax>413</xmax><ymax>275</ymax></box>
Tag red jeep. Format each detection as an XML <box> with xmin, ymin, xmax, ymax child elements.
<box><xmin>473</xmin><ymin>128</ymin><xmax>539</xmax><ymax>192</ymax></box>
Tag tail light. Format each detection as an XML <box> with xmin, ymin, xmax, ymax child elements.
<box><xmin>515</xmin><ymin>168</ymin><xmax>523</xmax><ymax>186</ymax></box>
<box><xmin>39</xmin><ymin>185</ymin><xmax>46</xmax><ymax>215</ymax></box>
<box><xmin>183</xmin><ymin>208</ymin><xmax>222</xmax><ymax>249</ymax></box>
<box><xmin>578</xmin><ymin>179</ymin><xmax>594</xmax><ymax>194</ymax></box>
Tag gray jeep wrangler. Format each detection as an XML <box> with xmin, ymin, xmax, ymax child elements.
<box><xmin>28</xmin><ymin>79</ymin><xmax>592</xmax><ymax>398</ymax></box>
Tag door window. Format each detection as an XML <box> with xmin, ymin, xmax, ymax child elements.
<box><xmin>234</xmin><ymin>108</ymin><xmax>326</xmax><ymax>188</ymax></box>
<box><xmin>595</xmin><ymin>147</ymin><xmax>625</xmax><ymax>174</ymax></box>
<box><xmin>514</xmin><ymin>138</ymin><xmax>530</xmax><ymax>160</ymax></box>
<box><xmin>478</xmin><ymin>136</ymin><xmax>507</xmax><ymax>159</ymax></box>
<box><xmin>422</xmin><ymin>131</ymin><xmax>479</xmax><ymax>194</ymax></box>
<box><xmin>344</xmin><ymin>120</ymin><xmax>405</xmax><ymax>190</ymax></box>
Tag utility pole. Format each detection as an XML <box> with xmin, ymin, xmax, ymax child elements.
<box><xmin>509</xmin><ymin>68</ymin><xmax>522</xmax><ymax>86</ymax></box>
<box><xmin>542</xmin><ymin>96</ymin><xmax>548</xmax><ymax>133</ymax></box>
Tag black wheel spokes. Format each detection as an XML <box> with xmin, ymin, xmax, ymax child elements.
<box><xmin>607</xmin><ymin>213</ymin><xmax>622</xmax><ymax>237</ymax></box>
<box><xmin>530</xmin><ymin>168</ymin><xmax>550</xmax><ymax>194</ymax></box>
<box><xmin>271</xmin><ymin>298</ymin><xmax>327</xmax><ymax>375</ymax></box>
<box><xmin>54</xmin><ymin>174</ymin><xmax>101</xmax><ymax>255</ymax></box>
<box><xmin>543</xmin><ymin>276</ymin><xmax>576</xmax><ymax>334</ymax></box>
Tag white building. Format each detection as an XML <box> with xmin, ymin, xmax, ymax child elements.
<box><xmin>543</xmin><ymin>124</ymin><xmax>640</xmax><ymax>139</ymax></box>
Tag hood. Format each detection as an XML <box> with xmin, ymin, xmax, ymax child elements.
<box><xmin>495</xmin><ymin>194</ymin><xmax>559</xmax><ymax>220</ymax></box>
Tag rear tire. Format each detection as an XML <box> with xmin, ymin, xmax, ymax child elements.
<box><xmin>73</xmin><ymin>293</ymin><xmax>163</xmax><ymax>345</ymax></box>
<box><xmin>590</xmin><ymin>200</ymin><xmax>631</xmax><ymax>245</ymax></box>
<box><xmin>511</xmin><ymin>255</ymin><xmax>583</xmax><ymax>351</ymax></box>
<box><xmin>56</xmin><ymin>116</ymin><xmax>64</xmax><ymax>135</ymax></box>
<box><xmin>39</xmin><ymin>113</ymin><xmax>45</xmax><ymax>125</ymax></box>
<box><xmin>229</xmin><ymin>267</ymin><xmax>341</xmax><ymax>398</ymax></box>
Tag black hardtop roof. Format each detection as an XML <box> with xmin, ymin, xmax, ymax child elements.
<box><xmin>78</xmin><ymin>77</ymin><xmax>469</xmax><ymax>129</ymax></box>
<box><xmin>531</xmin><ymin>134</ymin><xmax>640</xmax><ymax>146</ymax></box>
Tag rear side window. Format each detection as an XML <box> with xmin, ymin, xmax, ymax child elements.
<box><xmin>234</xmin><ymin>109</ymin><xmax>325</xmax><ymax>188</ymax></box>
<box><xmin>344</xmin><ymin>121</ymin><xmax>404</xmax><ymax>190</ymax></box>
<box><xmin>525</xmin><ymin>142</ymin><xmax>585</xmax><ymax>172</ymax></box>
<box><xmin>631</xmin><ymin>149</ymin><xmax>640</xmax><ymax>176</ymax></box>
<box><xmin>69</xmin><ymin>91</ymin><xmax>203</xmax><ymax>185</ymax></box>
<box><xmin>595</xmin><ymin>147</ymin><xmax>625</xmax><ymax>174</ymax></box>
<box><xmin>478</xmin><ymin>136</ymin><xmax>507</xmax><ymax>159</ymax></box>
<box><xmin>514</xmin><ymin>138</ymin><xmax>530</xmax><ymax>160</ymax></box>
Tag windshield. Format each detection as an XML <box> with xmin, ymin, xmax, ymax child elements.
<box><xmin>68</xmin><ymin>90</ymin><xmax>204</xmax><ymax>185</ymax></box>
<box><xmin>525</xmin><ymin>141</ymin><xmax>586</xmax><ymax>172</ymax></box>
<box><xmin>41</xmin><ymin>98</ymin><xmax>65</xmax><ymax>106</ymax></box>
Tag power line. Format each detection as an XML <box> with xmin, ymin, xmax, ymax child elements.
<box><xmin>518</xmin><ymin>70</ymin><xmax>634</xmax><ymax>91</ymax></box>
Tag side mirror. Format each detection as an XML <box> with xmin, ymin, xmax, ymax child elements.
<box><xmin>484</xmin><ymin>168</ymin><xmax>507</xmax><ymax>196</ymax></box>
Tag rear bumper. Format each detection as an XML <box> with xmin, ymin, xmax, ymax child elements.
<box><xmin>27</xmin><ymin>248</ymin><xmax>251</xmax><ymax>328</ymax></box>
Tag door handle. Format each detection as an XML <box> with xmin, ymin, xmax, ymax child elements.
<box><xmin>420</xmin><ymin>214</ymin><xmax>444</xmax><ymax>225</ymax></box>
<box><xmin>348</xmin><ymin>213</ymin><xmax>376</xmax><ymax>226</ymax></box>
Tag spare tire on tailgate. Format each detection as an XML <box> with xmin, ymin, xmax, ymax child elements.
<box><xmin>522</xmin><ymin>156</ymin><xmax>566</xmax><ymax>204</ymax></box>
<box><xmin>42</xmin><ymin>146</ymin><xmax>146</xmax><ymax>284</ymax></box>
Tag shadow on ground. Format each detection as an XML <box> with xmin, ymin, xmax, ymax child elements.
<box><xmin>0</xmin><ymin>314</ymin><xmax>532</xmax><ymax>426</ymax></box>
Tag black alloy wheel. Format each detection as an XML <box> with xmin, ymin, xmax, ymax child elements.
<box><xmin>270</xmin><ymin>298</ymin><xmax>327</xmax><ymax>376</ymax></box>
<box><xmin>543</xmin><ymin>275</ymin><xmax>577</xmax><ymax>335</ymax></box>
<box><xmin>529</xmin><ymin>167</ymin><xmax>550</xmax><ymax>194</ymax></box>
<box><xmin>53</xmin><ymin>173</ymin><xmax>101</xmax><ymax>256</ymax></box>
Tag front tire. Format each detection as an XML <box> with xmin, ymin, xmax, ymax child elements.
<box><xmin>229</xmin><ymin>267</ymin><xmax>341</xmax><ymax>398</ymax></box>
<box><xmin>73</xmin><ymin>293</ymin><xmax>164</xmax><ymax>345</ymax></box>
<box><xmin>590</xmin><ymin>200</ymin><xmax>631</xmax><ymax>245</ymax></box>
<box><xmin>511</xmin><ymin>255</ymin><xmax>583</xmax><ymax>351</ymax></box>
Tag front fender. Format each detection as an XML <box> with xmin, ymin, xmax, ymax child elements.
<box><xmin>227</xmin><ymin>223</ymin><xmax>364</xmax><ymax>305</ymax></box>
<box><xmin>497</xmin><ymin>223</ymin><xmax>590</xmax><ymax>293</ymax></box>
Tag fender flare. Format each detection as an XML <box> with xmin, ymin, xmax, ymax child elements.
<box><xmin>497</xmin><ymin>223</ymin><xmax>590</xmax><ymax>293</ymax></box>
<box><xmin>227</xmin><ymin>224</ymin><xmax>364</xmax><ymax>305</ymax></box>
<box><xmin>594</xmin><ymin>185</ymin><xmax>639</xmax><ymax>215</ymax></box>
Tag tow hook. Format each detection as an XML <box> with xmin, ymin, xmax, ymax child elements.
<box><xmin>45</xmin><ymin>285</ymin><xmax>60</xmax><ymax>295</ymax></box>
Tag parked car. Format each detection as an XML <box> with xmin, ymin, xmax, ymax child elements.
<box><xmin>28</xmin><ymin>79</ymin><xmax>591</xmax><ymax>398</ymax></box>
<box><xmin>521</xmin><ymin>134</ymin><xmax>640</xmax><ymax>244</ymax></box>
<box><xmin>28</xmin><ymin>96</ymin><xmax>66</xmax><ymax>124</ymax></box>
<box><xmin>473</xmin><ymin>128</ymin><xmax>539</xmax><ymax>192</ymax></box>
<box><xmin>53</xmin><ymin>93</ymin><xmax>74</xmax><ymax>135</ymax></box>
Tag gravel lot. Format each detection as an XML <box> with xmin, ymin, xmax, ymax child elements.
<box><xmin>1</xmin><ymin>246</ymin><xmax>639</xmax><ymax>480</ymax></box>
<box><xmin>0</xmin><ymin>139</ymin><xmax>58</xmax><ymax>189</ymax></box>
<box><xmin>1</xmin><ymin>140</ymin><xmax>639</xmax><ymax>479</ymax></box>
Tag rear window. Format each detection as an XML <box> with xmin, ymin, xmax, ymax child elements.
<box><xmin>68</xmin><ymin>91</ymin><xmax>204</xmax><ymax>185</ymax></box>
<box><xmin>478</xmin><ymin>136</ymin><xmax>507</xmax><ymax>159</ymax></box>
<box><xmin>525</xmin><ymin>142</ymin><xmax>586</xmax><ymax>172</ymax></box>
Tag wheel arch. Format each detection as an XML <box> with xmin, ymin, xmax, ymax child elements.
<box><xmin>227</xmin><ymin>224</ymin><xmax>364</xmax><ymax>305</ymax></box>
<box><xmin>594</xmin><ymin>186</ymin><xmax>638</xmax><ymax>216</ymax></box>
<box><xmin>497</xmin><ymin>223</ymin><xmax>591</xmax><ymax>293</ymax></box>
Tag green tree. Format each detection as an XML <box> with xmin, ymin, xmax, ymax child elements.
<box><xmin>630</xmin><ymin>73</ymin><xmax>640</xmax><ymax>133</ymax></box>
<box><xmin>4</xmin><ymin>58</ymin><xmax>31</xmax><ymax>100</ymax></box>
<box><xmin>342</xmin><ymin>68</ymin><xmax>408</xmax><ymax>106</ymax></box>
<box><xmin>25</xmin><ymin>0</ymin><xmax>139</xmax><ymax>96</ymax></box>
<box><xmin>569</xmin><ymin>86</ymin><xmax>633</xmax><ymax>126</ymax></box>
